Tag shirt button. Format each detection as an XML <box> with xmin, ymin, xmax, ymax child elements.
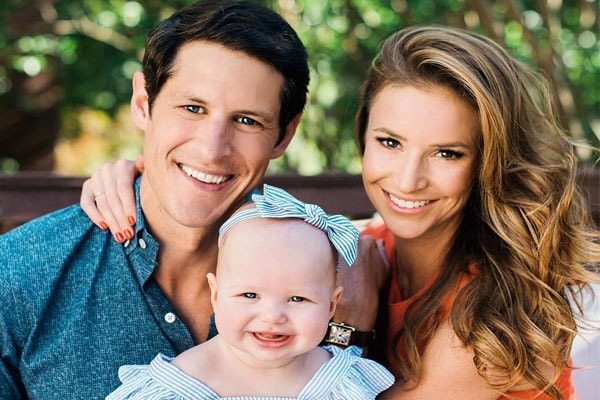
<box><xmin>164</xmin><ymin>312</ymin><xmax>176</xmax><ymax>324</ymax></box>
<box><xmin>123</xmin><ymin>240</ymin><xmax>130</xmax><ymax>248</ymax></box>
<box><xmin>138</xmin><ymin>238</ymin><xmax>147</xmax><ymax>249</ymax></box>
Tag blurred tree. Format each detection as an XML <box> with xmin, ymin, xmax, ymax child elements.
<box><xmin>0</xmin><ymin>0</ymin><xmax>597</xmax><ymax>175</ymax></box>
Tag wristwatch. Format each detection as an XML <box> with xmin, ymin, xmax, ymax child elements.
<box><xmin>325</xmin><ymin>321</ymin><xmax>376</xmax><ymax>348</ymax></box>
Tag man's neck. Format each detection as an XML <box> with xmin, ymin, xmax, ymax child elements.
<box><xmin>138</xmin><ymin>176</ymin><xmax>221</xmax><ymax>342</ymax></box>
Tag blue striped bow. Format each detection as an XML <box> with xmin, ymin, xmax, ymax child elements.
<box><xmin>219</xmin><ymin>184</ymin><xmax>359</xmax><ymax>268</ymax></box>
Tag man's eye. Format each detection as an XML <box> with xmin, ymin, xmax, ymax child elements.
<box><xmin>183</xmin><ymin>105</ymin><xmax>202</xmax><ymax>113</ymax></box>
<box><xmin>376</xmin><ymin>137</ymin><xmax>400</xmax><ymax>149</ymax></box>
<box><xmin>289</xmin><ymin>296</ymin><xmax>305</xmax><ymax>303</ymax></box>
<box><xmin>237</xmin><ymin>116</ymin><xmax>258</xmax><ymax>126</ymax></box>
<box><xmin>242</xmin><ymin>293</ymin><xmax>257</xmax><ymax>299</ymax></box>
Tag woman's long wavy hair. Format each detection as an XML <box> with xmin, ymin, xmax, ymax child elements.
<box><xmin>355</xmin><ymin>26</ymin><xmax>600</xmax><ymax>399</ymax></box>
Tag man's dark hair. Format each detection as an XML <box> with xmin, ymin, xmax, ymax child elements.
<box><xmin>142</xmin><ymin>0</ymin><xmax>309</xmax><ymax>141</ymax></box>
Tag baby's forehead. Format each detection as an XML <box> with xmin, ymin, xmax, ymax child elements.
<box><xmin>218</xmin><ymin>218</ymin><xmax>337</xmax><ymax>273</ymax></box>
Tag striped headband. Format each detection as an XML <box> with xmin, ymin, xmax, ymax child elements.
<box><xmin>219</xmin><ymin>184</ymin><xmax>359</xmax><ymax>268</ymax></box>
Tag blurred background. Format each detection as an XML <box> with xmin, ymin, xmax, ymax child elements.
<box><xmin>0</xmin><ymin>0</ymin><xmax>598</xmax><ymax>176</ymax></box>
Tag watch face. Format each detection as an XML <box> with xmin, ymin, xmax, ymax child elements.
<box><xmin>327</xmin><ymin>324</ymin><xmax>352</xmax><ymax>346</ymax></box>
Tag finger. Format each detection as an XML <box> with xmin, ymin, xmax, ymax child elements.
<box><xmin>114</xmin><ymin>159</ymin><xmax>138</xmax><ymax>226</ymax></box>
<box><xmin>91</xmin><ymin>170</ymin><xmax>130</xmax><ymax>243</ymax></box>
<box><xmin>99</xmin><ymin>165</ymin><xmax>132</xmax><ymax>242</ymax></box>
<box><xmin>80</xmin><ymin>179</ymin><xmax>108</xmax><ymax>230</ymax></box>
<box><xmin>135</xmin><ymin>154</ymin><xmax>145</xmax><ymax>173</ymax></box>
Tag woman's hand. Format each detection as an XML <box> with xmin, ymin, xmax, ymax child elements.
<box><xmin>80</xmin><ymin>155</ymin><xmax>144</xmax><ymax>242</ymax></box>
<box><xmin>333</xmin><ymin>235</ymin><xmax>390</xmax><ymax>331</ymax></box>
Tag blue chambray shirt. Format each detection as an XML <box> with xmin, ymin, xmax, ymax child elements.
<box><xmin>0</xmin><ymin>178</ymin><xmax>217</xmax><ymax>399</ymax></box>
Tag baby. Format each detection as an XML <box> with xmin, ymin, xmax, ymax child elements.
<box><xmin>107</xmin><ymin>184</ymin><xmax>393</xmax><ymax>399</ymax></box>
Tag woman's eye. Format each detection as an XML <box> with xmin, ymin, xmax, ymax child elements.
<box><xmin>183</xmin><ymin>105</ymin><xmax>202</xmax><ymax>114</ymax></box>
<box><xmin>289</xmin><ymin>296</ymin><xmax>305</xmax><ymax>303</ymax></box>
<box><xmin>376</xmin><ymin>137</ymin><xmax>400</xmax><ymax>149</ymax></box>
<box><xmin>242</xmin><ymin>292</ymin><xmax>257</xmax><ymax>299</ymax></box>
<box><xmin>436</xmin><ymin>149</ymin><xmax>463</xmax><ymax>159</ymax></box>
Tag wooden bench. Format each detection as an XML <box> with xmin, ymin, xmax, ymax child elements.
<box><xmin>0</xmin><ymin>168</ymin><xmax>598</xmax><ymax>233</ymax></box>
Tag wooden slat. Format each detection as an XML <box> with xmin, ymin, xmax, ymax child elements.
<box><xmin>0</xmin><ymin>169</ymin><xmax>598</xmax><ymax>233</ymax></box>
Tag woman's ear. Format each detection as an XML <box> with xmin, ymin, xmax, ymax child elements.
<box><xmin>130</xmin><ymin>71</ymin><xmax>150</xmax><ymax>130</ymax></box>
<box><xmin>329</xmin><ymin>286</ymin><xmax>344</xmax><ymax>317</ymax></box>
<box><xmin>207</xmin><ymin>272</ymin><xmax>218</xmax><ymax>308</ymax></box>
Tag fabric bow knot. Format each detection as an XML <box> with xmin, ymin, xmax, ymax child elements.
<box><xmin>252</xmin><ymin>184</ymin><xmax>359</xmax><ymax>267</ymax></box>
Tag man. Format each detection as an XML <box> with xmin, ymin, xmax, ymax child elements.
<box><xmin>0</xmin><ymin>1</ymin><xmax>309</xmax><ymax>397</ymax></box>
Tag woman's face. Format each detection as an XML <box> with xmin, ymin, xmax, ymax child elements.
<box><xmin>362</xmin><ymin>84</ymin><xmax>479</xmax><ymax>243</ymax></box>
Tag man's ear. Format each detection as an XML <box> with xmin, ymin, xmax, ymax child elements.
<box><xmin>270</xmin><ymin>113</ymin><xmax>302</xmax><ymax>159</ymax></box>
<box><xmin>329</xmin><ymin>285</ymin><xmax>344</xmax><ymax>317</ymax></box>
<box><xmin>130</xmin><ymin>71</ymin><xmax>150</xmax><ymax>130</ymax></box>
<box><xmin>207</xmin><ymin>272</ymin><xmax>218</xmax><ymax>308</ymax></box>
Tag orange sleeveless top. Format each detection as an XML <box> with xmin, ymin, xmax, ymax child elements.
<box><xmin>363</xmin><ymin>221</ymin><xmax>574</xmax><ymax>399</ymax></box>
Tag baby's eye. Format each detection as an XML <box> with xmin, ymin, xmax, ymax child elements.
<box><xmin>289</xmin><ymin>296</ymin><xmax>305</xmax><ymax>303</ymax></box>
<box><xmin>376</xmin><ymin>137</ymin><xmax>401</xmax><ymax>149</ymax></box>
<box><xmin>242</xmin><ymin>293</ymin><xmax>257</xmax><ymax>299</ymax></box>
<box><xmin>435</xmin><ymin>149</ymin><xmax>464</xmax><ymax>159</ymax></box>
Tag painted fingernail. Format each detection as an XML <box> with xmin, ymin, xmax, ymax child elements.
<box><xmin>99</xmin><ymin>222</ymin><xmax>108</xmax><ymax>230</ymax></box>
<box><xmin>128</xmin><ymin>216</ymin><xmax>136</xmax><ymax>225</ymax></box>
<box><xmin>126</xmin><ymin>229</ymin><xmax>134</xmax><ymax>240</ymax></box>
<box><xmin>115</xmin><ymin>232</ymin><xmax>124</xmax><ymax>242</ymax></box>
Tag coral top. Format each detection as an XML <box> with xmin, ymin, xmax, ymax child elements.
<box><xmin>363</xmin><ymin>220</ymin><xmax>575</xmax><ymax>400</ymax></box>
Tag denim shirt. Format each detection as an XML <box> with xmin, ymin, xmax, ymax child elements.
<box><xmin>0</xmin><ymin>178</ymin><xmax>217</xmax><ymax>399</ymax></box>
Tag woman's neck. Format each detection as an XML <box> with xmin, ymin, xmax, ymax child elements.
<box><xmin>393</xmin><ymin>231</ymin><xmax>455</xmax><ymax>298</ymax></box>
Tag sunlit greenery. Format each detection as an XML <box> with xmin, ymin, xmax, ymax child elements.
<box><xmin>0</xmin><ymin>0</ymin><xmax>598</xmax><ymax>175</ymax></box>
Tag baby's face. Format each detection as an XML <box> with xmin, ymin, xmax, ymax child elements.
<box><xmin>210</xmin><ymin>218</ymin><xmax>341</xmax><ymax>367</ymax></box>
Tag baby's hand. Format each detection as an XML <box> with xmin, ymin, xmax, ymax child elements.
<box><xmin>80</xmin><ymin>156</ymin><xmax>144</xmax><ymax>242</ymax></box>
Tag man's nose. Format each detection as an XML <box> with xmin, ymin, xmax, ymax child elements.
<box><xmin>194</xmin><ymin>116</ymin><xmax>234</xmax><ymax>161</ymax></box>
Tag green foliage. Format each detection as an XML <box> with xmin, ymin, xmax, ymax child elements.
<box><xmin>0</xmin><ymin>0</ymin><xmax>598</xmax><ymax>174</ymax></box>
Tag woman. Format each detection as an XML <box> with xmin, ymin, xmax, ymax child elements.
<box><xmin>80</xmin><ymin>26</ymin><xmax>599</xmax><ymax>399</ymax></box>
<box><xmin>351</xmin><ymin>26</ymin><xmax>599</xmax><ymax>399</ymax></box>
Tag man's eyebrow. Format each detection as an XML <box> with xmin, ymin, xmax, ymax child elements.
<box><xmin>237</xmin><ymin>109</ymin><xmax>276</xmax><ymax>123</ymax></box>
<box><xmin>183</xmin><ymin>95</ymin><xmax>206</xmax><ymax>104</ymax></box>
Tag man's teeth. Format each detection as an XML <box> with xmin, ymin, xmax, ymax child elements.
<box><xmin>181</xmin><ymin>164</ymin><xmax>229</xmax><ymax>184</ymax></box>
<box><xmin>390</xmin><ymin>194</ymin><xmax>430</xmax><ymax>209</ymax></box>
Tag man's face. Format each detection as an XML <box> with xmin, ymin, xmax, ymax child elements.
<box><xmin>132</xmin><ymin>41</ymin><xmax>297</xmax><ymax>232</ymax></box>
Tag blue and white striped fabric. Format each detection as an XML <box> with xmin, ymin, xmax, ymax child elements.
<box><xmin>219</xmin><ymin>184</ymin><xmax>359</xmax><ymax>268</ymax></box>
<box><xmin>106</xmin><ymin>345</ymin><xmax>394</xmax><ymax>400</ymax></box>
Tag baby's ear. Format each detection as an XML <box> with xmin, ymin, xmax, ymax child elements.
<box><xmin>207</xmin><ymin>273</ymin><xmax>218</xmax><ymax>307</ymax></box>
<box><xmin>329</xmin><ymin>286</ymin><xmax>344</xmax><ymax>316</ymax></box>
